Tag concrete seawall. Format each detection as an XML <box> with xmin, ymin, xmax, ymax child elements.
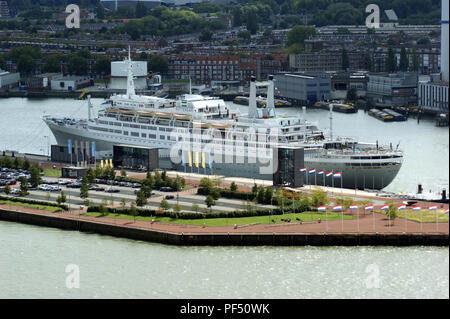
<box><xmin>0</xmin><ymin>208</ymin><xmax>448</xmax><ymax>246</ymax></box>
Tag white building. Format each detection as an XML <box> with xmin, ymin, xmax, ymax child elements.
<box><xmin>0</xmin><ymin>69</ymin><xmax>20</xmax><ymax>88</ymax></box>
<box><xmin>50</xmin><ymin>75</ymin><xmax>91</xmax><ymax>91</ymax></box>
<box><xmin>110</xmin><ymin>60</ymin><xmax>148</xmax><ymax>90</ymax></box>
<box><xmin>418</xmin><ymin>80</ymin><xmax>449</xmax><ymax>113</ymax></box>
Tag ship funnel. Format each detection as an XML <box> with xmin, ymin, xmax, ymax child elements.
<box><xmin>248</xmin><ymin>76</ymin><xmax>258</xmax><ymax>119</ymax></box>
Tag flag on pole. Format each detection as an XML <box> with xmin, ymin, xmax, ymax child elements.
<box><xmin>100</xmin><ymin>160</ymin><xmax>104</xmax><ymax>169</ymax></box>
<box><xmin>326</xmin><ymin>171</ymin><xmax>333</xmax><ymax>177</ymax></box>
<box><xmin>445</xmin><ymin>209</ymin><xmax>449</xmax><ymax>214</ymax></box>
<box><xmin>299</xmin><ymin>167</ymin><xmax>307</xmax><ymax>173</ymax></box>
<box><xmin>208</xmin><ymin>152</ymin><xmax>212</xmax><ymax>169</ymax></box>
<box><xmin>412</xmin><ymin>206</ymin><xmax>421</xmax><ymax>212</ymax></box>
<box><xmin>109</xmin><ymin>159</ymin><xmax>113</xmax><ymax>168</ymax></box>
<box><xmin>309</xmin><ymin>168</ymin><xmax>316</xmax><ymax>174</ymax></box>
<box><xmin>428</xmin><ymin>205</ymin><xmax>438</xmax><ymax>211</ymax></box>
<box><xmin>380</xmin><ymin>205</ymin><xmax>389</xmax><ymax>211</ymax></box>
<box><xmin>333</xmin><ymin>205</ymin><xmax>343</xmax><ymax>212</ymax></box>
<box><xmin>349</xmin><ymin>205</ymin><xmax>358</xmax><ymax>210</ymax></box>
<box><xmin>68</xmin><ymin>139</ymin><xmax>72</xmax><ymax>154</ymax></box>
<box><xmin>317</xmin><ymin>205</ymin><xmax>327</xmax><ymax>212</ymax></box>
<box><xmin>91</xmin><ymin>141</ymin><xmax>95</xmax><ymax>157</ymax></box>
<box><xmin>201</xmin><ymin>152</ymin><xmax>206</xmax><ymax>169</ymax></box>
<box><xmin>188</xmin><ymin>151</ymin><xmax>192</xmax><ymax>167</ymax></box>
<box><xmin>333</xmin><ymin>172</ymin><xmax>342</xmax><ymax>178</ymax></box>
<box><xmin>317</xmin><ymin>170</ymin><xmax>324</xmax><ymax>175</ymax></box>
<box><xmin>398</xmin><ymin>204</ymin><xmax>406</xmax><ymax>210</ymax></box>
<box><xmin>365</xmin><ymin>205</ymin><xmax>374</xmax><ymax>211</ymax></box>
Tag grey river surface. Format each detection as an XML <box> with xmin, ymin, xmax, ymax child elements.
<box><xmin>0</xmin><ymin>97</ymin><xmax>449</xmax><ymax>298</ymax></box>
<box><xmin>0</xmin><ymin>221</ymin><xmax>448</xmax><ymax>299</ymax></box>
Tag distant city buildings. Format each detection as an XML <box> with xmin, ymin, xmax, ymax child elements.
<box><xmin>0</xmin><ymin>1</ymin><xmax>10</xmax><ymax>18</ymax></box>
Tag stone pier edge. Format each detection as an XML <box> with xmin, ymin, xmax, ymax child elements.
<box><xmin>1</xmin><ymin>208</ymin><xmax>448</xmax><ymax>246</ymax></box>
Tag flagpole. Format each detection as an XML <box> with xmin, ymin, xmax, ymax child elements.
<box><xmin>436</xmin><ymin>209</ymin><xmax>438</xmax><ymax>233</ymax></box>
<box><xmin>420</xmin><ymin>209</ymin><xmax>423</xmax><ymax>233</ymax></box>
<box><xmin>341</xmin><ymin>207</ymin><xmax>344</xmax><ymax>233</ymax></box>
<box><xmin>357</xmin><ymin>207</ymin><xmax>360</xmax><ymax>233</ymax></box>
<box><xmin>373</xmin><ymin>208</ymin><xmax>376</xmax><ymax>232</ymax></box>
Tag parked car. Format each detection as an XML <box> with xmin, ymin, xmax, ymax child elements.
<box><xmin>160</xmin><ymin>187</ymin><xmax>174</xmax><ymax>192</ymax></box>
<box><xmin>165</xmin><ymin>195</ymin><xmax>175</xmax><ymax>200</ymax></box>
<box><xmin>105</xmin><ymin>187</ymin><xmax>120</xmax><ymax>193</ymax></box>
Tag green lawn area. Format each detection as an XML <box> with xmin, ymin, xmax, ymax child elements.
<box><xmin>42</xmin><ymin>168</ymin><xmax>61</xmax><ymax>178</ymax></box>
<box><xmin>0</xmin><ymin>200</ymin><xmax>63</xmax><ymax>212</ymax></box>
<box><xmin>389</xmin><ymin>209</ymin><xmax>449</xmax><ymax>223</ymax></box>
<box><xmin>82</xmin><ymin>211</ymin><xmax>355</xmax><ymax>227</ymax></box>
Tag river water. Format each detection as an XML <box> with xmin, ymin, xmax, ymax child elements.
<box><xmin>0</xmin><ymin>97</ymin><xmax>449</xmax><ymax>299</ymax></box>
<box><xmin>0</xmin><ymin>221</ymin><xmax>448</xmax><ymax>299</ymax></box>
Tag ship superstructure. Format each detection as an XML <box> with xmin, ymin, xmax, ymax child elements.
<box><xmin>43</xmin><ymin>53</ymin><xmax>403</xmax><ymax>189</ymax></box>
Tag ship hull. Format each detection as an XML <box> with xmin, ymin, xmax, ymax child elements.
<box><xmin>46</xmin><ymin>122</ymin><xmax>401</xmax><ymax>190</ymax></box>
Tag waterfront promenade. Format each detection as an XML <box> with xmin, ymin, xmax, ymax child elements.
<box><xmin>1</xmin><ymin>199</ymin><xmax>448</xmax><ymax>246</ymax></box>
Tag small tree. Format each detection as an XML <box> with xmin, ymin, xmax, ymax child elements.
<box><xmin>191</xmin><ymin>203</ymin><xmax>200</xmax><ymax>213</ymax></box>
<box><xmin>198</xmin><ymin>177</ymin><xmax>213</xmax><ymax>195</ymax></box>
<box><xmin>136</xmin><ymin>190</ymin><xmax>147</xmax><ymax>207</ymax></box>
<box><xmin>205</xmin><ymin>195</ymin><xmax>216</xmax><ymax>212</ymax></box>
<box><xmin>60</xmin><ymin>191</ymin><xmax>67</xmax><ymax>203</ymax></box>
<box><xmin>130</xmin><ymin>202</ymin><xmax>138</xmax><ymax>222</ymax></box>
<box><xmin>159</xmin><ymin>198</ymin><xmax>170</xmax><ymax>211</ymax></box>
<box><xmin>80</xmin><ymin>177</ymin><xmax>89</xmax><ymax>200</ymax></box>
<box><xmin>120</xmin><ymin>169</ymin><xmax>127</xmax><ymax>177</ymax></box>
<box><xmin>29</xmin><ymin>164</ymin><xmax>42</xmax><ymax>188</ymax></box>
<box><xmin>173</xmin><ymin>203</ymin><xmax>182</xmax><ymax>213</ymax></box>
<box><xmin>386</xmin><ymin>204</ymin><xmax>398</xmax><ymax>226</ymax></box>
<box><xmin>141</xmin><ymin>184</ymin><xmax>152</xmax><ymax>198</ymax></box>
<box><xmin>3</xmin><ymin>184</ymin><xmax>11</xmax><ymax>195</ymax></box>
<box><xmin>120</xmin><ymin>198</ymin><xmax>126</xmax><ymax>209</ymax></box>
<box><xmin>86</xmin><ymin>167</ymin><xmax>95</xmax><ymax>184</ymax></box>
<box><xmin>99</xmin><ymin>198</ymin><xmax>108</xmax><ymax>216</ymax></box>
<box><xmin>45</xmin><ymin>192</ymin><xmax>50</xmax><ymax>201</ymax></box>
<box><xmin>210</xmin><ymin>188</ymin><xmax>220</xmax><ymax>201</ymax></box>
<box><xmin>264</xmin><ymin>187</ymin><xmax>273</xmax><ymax>204</ymax></box>
<box><xmin>256</xmin><ymin>186</ymin><xmax>265</xmax><ymax>204</ymax></box>
<box><xmin>230</xmin><ymin>181</ymin><xmax>237</xmax><ymax>192</ymax></box>
<box><xmin>311</xmin><ymin>187</ymin><xmax>329</xmax><ymax>207</ymax></box>
<box><xmin>252</xmin><ymin>183</ymin><xmax>258</xmax><ymax>194</ymax></box>
<box><xmin>19</xmin><ymin>176</ymin><xmax>28</xmax><ymax>195</ymax></box>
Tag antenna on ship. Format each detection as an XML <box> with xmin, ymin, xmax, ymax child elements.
<box><xmin>189</xmin><ymin>76</ymin><xmax>192</xmax><ymax>95</ymax></box>
<box><xmin>329</xmin><ymin>103</ymin><xmax>333</xmax><ymax>141</ymax></box>
<box><xmin>126</xmin><ymin>46</ymin><xmax>135</xmax><ymax>99</ymax></box>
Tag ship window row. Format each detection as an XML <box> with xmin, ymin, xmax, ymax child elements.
<box><xmin>348</xmin><ymin>162</ymin><xmax>400</xmax><ymax>167</ymax></box>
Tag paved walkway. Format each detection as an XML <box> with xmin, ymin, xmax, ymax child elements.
<box><xmin>1</xmin><ymin>203</ymin><xmax>448</xmax><ymax>235</ymax></box>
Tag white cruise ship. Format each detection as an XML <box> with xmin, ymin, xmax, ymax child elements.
<box><xmin>43</xmin><ymin>54</ymin><xmax>403</xmax><ymax>190</ymax></box>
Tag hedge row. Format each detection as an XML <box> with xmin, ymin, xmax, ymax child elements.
<box><xmin>0</xmin><ymin>195</ymin><xmax>69</xmax><ymax>210</ymax></box>
<box><xmin>197</xmin><ymin>188</ymin><xmax>257</xmax><ymax>201</ymax></box>
<box><xmin>86</xmin><ymin>205</ymin><xmax>299</xmax><ymax>219</ymax></box>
